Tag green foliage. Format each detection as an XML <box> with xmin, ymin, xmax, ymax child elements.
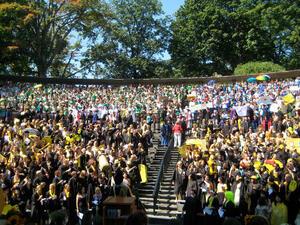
<box><xmin>1</xmin><ymin>0</ymin><xmax>299</xmax><ymax>78</ymax></box>
<box><xmin>82</xmin><ymin>0</ymin><xmax>170</xmax><ymax>79</ymax></box>
<box><xmin>0</xmin><ymin>0</ymin><xmax>95</xmax><ymax>77</ymax></box>
<box><xmin>170</xmin><ymin>0</ymin><xmax>300</xmax><ymax>77</ymax></box>
<box><xmin>0</xmin><ymin>1</ymin><xmax>36</xmax><ymax>75</ymax></box>
<box><xmin>234</xmin><ymin>61</ymin><xmax>285</xmax><ymax>75</ymax></box>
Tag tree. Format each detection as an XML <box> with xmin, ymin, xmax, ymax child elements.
<box><xmin>170</xmin><ymin>0</ymin><xmax>300</xmax><ymax>77</ymax></box>
<box><xmin>25</xmin><ymin>0</ymin><xmax>94</xmax><ymax>77</ymax></box>
<box><xmin>259</xmin><ymin>0</ymin><xmax>300</xmax><ymax>70</ymax></box>
<box><xmin>0</xmin><ymin>1</ymin><xmax>35</xmax><ymax>75</ymax></box>
<box><xmin>0</xmin><ymin>0</ymin><xmax>99</xmax><ymax>77</ymax></box>
<box><xmin>82</xmin><ymin>0</ymin><xmax>170</xmax><ymax>79</ymax></box>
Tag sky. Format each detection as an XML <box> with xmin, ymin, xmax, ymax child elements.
<box><xmin>161</xmin><ymin>0</ymin><xmax>185</xmax><ymax>16</ymax></box>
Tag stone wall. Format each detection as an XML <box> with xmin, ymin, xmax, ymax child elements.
<box><xmin>1</xmin><ymin>69</ymin><xmax>299</xmax><ymax>86</ymax></box>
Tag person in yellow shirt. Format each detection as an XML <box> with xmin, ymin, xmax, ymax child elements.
<box><xmin>271</xmin><ymin>195</ymin><xmax>288</xmax><ymax>225</ymax></box>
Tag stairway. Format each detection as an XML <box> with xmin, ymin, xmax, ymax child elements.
<box><xmin>152</xmin><ymin>147</ymin><xmax>181</xmax><ymax>219</ymax></box>
<box><xmin>138</xmin><ymin>145</ymin><xmax>167</xmax><ymax>212</ymax></box>
<box><xmin>138</xmin><ymin>123</ymin><xmax>183</xmax><ymax>225</ymax></box>
<box><xmin>138</xmin><ymin>143</ymin><xmax>181</xmax><ymax>225</ymax></box>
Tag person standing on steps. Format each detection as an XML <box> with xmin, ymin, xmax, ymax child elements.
<box><xmin>160</xmin><ymin>120</ymin><xmax>172</xmax><ymax>147</ymax></box>
<box><xmin>172</xmin><ymin>161</ymin><xmax>186</xmax><ymax>202</ymax></box>
<box><xmin>173</xmin><ymin>120</ymin><xmax>183</xmax><ymax>148</ymax></box>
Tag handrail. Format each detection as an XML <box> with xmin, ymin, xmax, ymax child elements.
<box><xmin>152</xmin><ymin>139</ymin><xmax>174</xmax><ymax>213</ymax></box>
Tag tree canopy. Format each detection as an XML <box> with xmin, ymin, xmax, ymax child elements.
<box><xmin>81</xmin><ymin>0</ymin><xmax>170</xmax><ymax>79</ymax></box>
<box><xmin>0</xmin><ymin>0</ymin><xmax>97</xmax><ymax>77</ymax></box>
<box><xmin>0</xmin><ymin>0</ymin><xmax>299</xmax><ymax>78</ymax></box>
<box><xmin>170</xmin><ymin>0</ymin><xmax>300</xmax><ymax>77</ymax></box>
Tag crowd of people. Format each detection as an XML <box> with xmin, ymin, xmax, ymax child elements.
<box><xmin>0</xmin><ymin>83</ymin><xmax>169</xmax><ymax>224</ymax></box>
<box><xmin>0</xmin><ymin>78</ymin><xmax>299</xmax><ymax>225</ymax></box>
<box><xmin>170</xmin><ymin>79</ymin><xmax>300</xmax><ymax>225</ymax></box>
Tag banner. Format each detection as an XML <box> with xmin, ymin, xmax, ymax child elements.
<box><xmin>185</xmin><ymin>139</ymin><xmax>207</xmax><ymax>149</ymax></box>
<box><xmin>139</xmin><ymin>164</ymin><xmax>148</xmax><ymax>184</ymax></box>
<box><xmin>233</xmin><ymin>106</ymin><xmax>248</xmax><ymax>117</ymax></box>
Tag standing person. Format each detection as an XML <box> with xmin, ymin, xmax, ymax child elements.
<box><xmin>60</xmin><ymin>184</ymin><xmax>72</xmax><ymax>224</ymax></box>
<box><xmin>217</xmin><ymin>177</ymin><xmax>227</xmax><ymax>206</ymax></box>
<box><xmin>173</xmin><ymin>120</ymin><xmax>183</xmax><ymax>148</ymax></box>
<box><xmin>47</xmin><ymin>183</ymin><xmax>60</xmax><ymax>214</ymax></box>
<box><xmin>270</xmin><ymin>195</ymin><xmax>288</xmax><ymax>225</ymax></box>
<box><xmin>76</xmin><ymin>186</ymin><xmax>90</xmax><ymax>225</ymax></box>
<box><xmin>255</xmin><ymin>196</ymin><xmax>271</xmax><ymax>221</ymax></box>
<box><xmin>31</xmin><ymin>185</ymin><xmax>44</xmax><ymax>225</ymax></box>
<box><xmin>223</xmin><ymin>191</ymin><xmax>237</xmax><ymax>218</ymax></box>
<box><xmin>160</xmin><ymin>121</ymin><xmax>171</xmax><ymax>147</ymax></box>
<box><xmin>68</xmin><ymin>172</ymin><xmax>78</xmax><ymax>225</ymax></box>
<box><xmin>172</xmin><ymin>161</ymin><xmax>186</xmax><ymax>202</ymax></box>
<box><xmin>231</xmin><ymin>175</ymin><xmax>244</xmax><ymax>207</ymax></box>
<box><xmin>183</xmin><ymin>190</ymin><xmax>198</xmax><ymax>225</ymax></box>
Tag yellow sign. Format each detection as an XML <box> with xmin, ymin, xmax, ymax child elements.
<box><xmin>179</xmin><ymin>139</ymin><xmax>207</xmax><ymax>157</ymax></box>
<box><xmin>282</xmin><ymin>93</ymin><xmax>295</xmax><ymax>105</ymax></box>
<box><xmin>139</xmin><ymin>164</ymin><xmax>148</xmax><ymax>184</ymax></box>
<box><xmin>185</xmin><ymin>139</ymin><xmax>207</xmax><ymax>149</ymax></box>
<box><xmin>285</xmin><ymin>138</ymin><xmax>300</xmax><ymax>154</ymax></box>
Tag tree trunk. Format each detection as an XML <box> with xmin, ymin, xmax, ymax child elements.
<box><xmin>37</xmin><ymin>63</ymin><xmax>48</xmax><ymax>77</ymax></box>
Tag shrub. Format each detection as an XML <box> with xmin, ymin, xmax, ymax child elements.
<box><xmin>234</xmin><ymin>61</ymin><xmax>285</xmax><ymax>75</ymax></box>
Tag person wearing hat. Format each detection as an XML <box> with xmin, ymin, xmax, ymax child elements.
<box><xmin>247</xmin><ymin>175</ymin><xmax>262</xmax><ymax>214</ymax></box>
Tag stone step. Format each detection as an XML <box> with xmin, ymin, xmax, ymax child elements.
<box><xmin>139</xmin><ymin>197</ymin><xmax>154</xmax><ymax>202</ymax></box>
<box><xmin>139</xmin><ymin>189</ymin><xmax>154</xmax><ymax>194</ymax></box>
<box><xmin>162</xmin><ymin>172</ymin><xmax>174</xmax><ymax>175</ymax></box>
<box><xmin>140</xmin><ymin>198</ymin><xmax>181</xmax><ymax>204</ymax></box>
<box><xmin>164</xmin><ymin>170</ymin><xmax>175</xmax><ymax>173</ymax></box>
<box><xmin>139</xmin><ymin>184</ymin><xmax>154</xmax><ymax>189</ymax></box>
<box><xmin>157</xmin><ymin>199</ymin><xmax>178</xmax><ymax>204</ymax></box>
<box><xmin>163</xmin><ymin>172</ymin><xmax>174</xmax><ymax>177</ymax></box>
<box><xmin>159</xmin><ymin>188</ymin><xmax>173</xmax><ymax>192</ymax></box>
<box><xmin>167</xmin><ymin>160</ymin><xmax>177</xmax><ymax>163</ymax></box>
<box><xmin>151</xmin><ymin>160</ymin><xmax>164</xmax><ymax>164</ymax></box>
<box><xmin>157</xmin><ymin>193</ymin><xmax>176</xmax><ymax>199</ymax></box>
<box><xmin>162</xmin><ymin>178</ymin><xmax>173</xmax><ymax>182</ymax></box>
<box><xmin>145</xmin><ymin>208</ymin><xmax>180</xmax><ymax>217</ymax></box>
<box><xmin>157</xmin><ymin>206</ymin><xmax>178</xmax><ymax>211</ymax></box>
<box><xmin>140</xmin><ymin>193</ymin><xmax>155</xmax><ymax>198</ymax></box>
<box><xmin>147</xmin><ymin>215</ymin><xmax>179</xmax><ymax>225</ymax></box>
<box><xmin>142</xmin><ymin>203</ymin><xmax>155</xmax><ymax>209</ymax></box>
<box><xmin>161</xmin><ymin>181</ymin><xmax>173</xmax><ymax>185</ymax></box>
<box><xmin>146</xmin><ymin>177</ymin><xmax>157</xmax><ymax>181</ymax></box>
<box><xmin>143</xmin><ymin>202</ymin><xmax>177</xmax><ymax>211</ymax></box>
<box><xmin>147</xmin><ymin>168</ymin><xmax>161</xmax><ymax>171</ymax></box>
<box><xmin>140</xmin><ymin>193</ymin><xmax>174</xmax><ymax>199</ymax></box>
<box><xmin>156</xmin><ymin>149</ymin><xmax>168</xmax><ymax>152</ymax></box>
<box><xmin>159</xmin><ymin>190</ymin><xmax>173</xmax><ymax>195</ymax></box>
<box><xmin>147</xmin><ymin>167</ymin><xmax>162</xmax><ymax>170</ymax></box>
